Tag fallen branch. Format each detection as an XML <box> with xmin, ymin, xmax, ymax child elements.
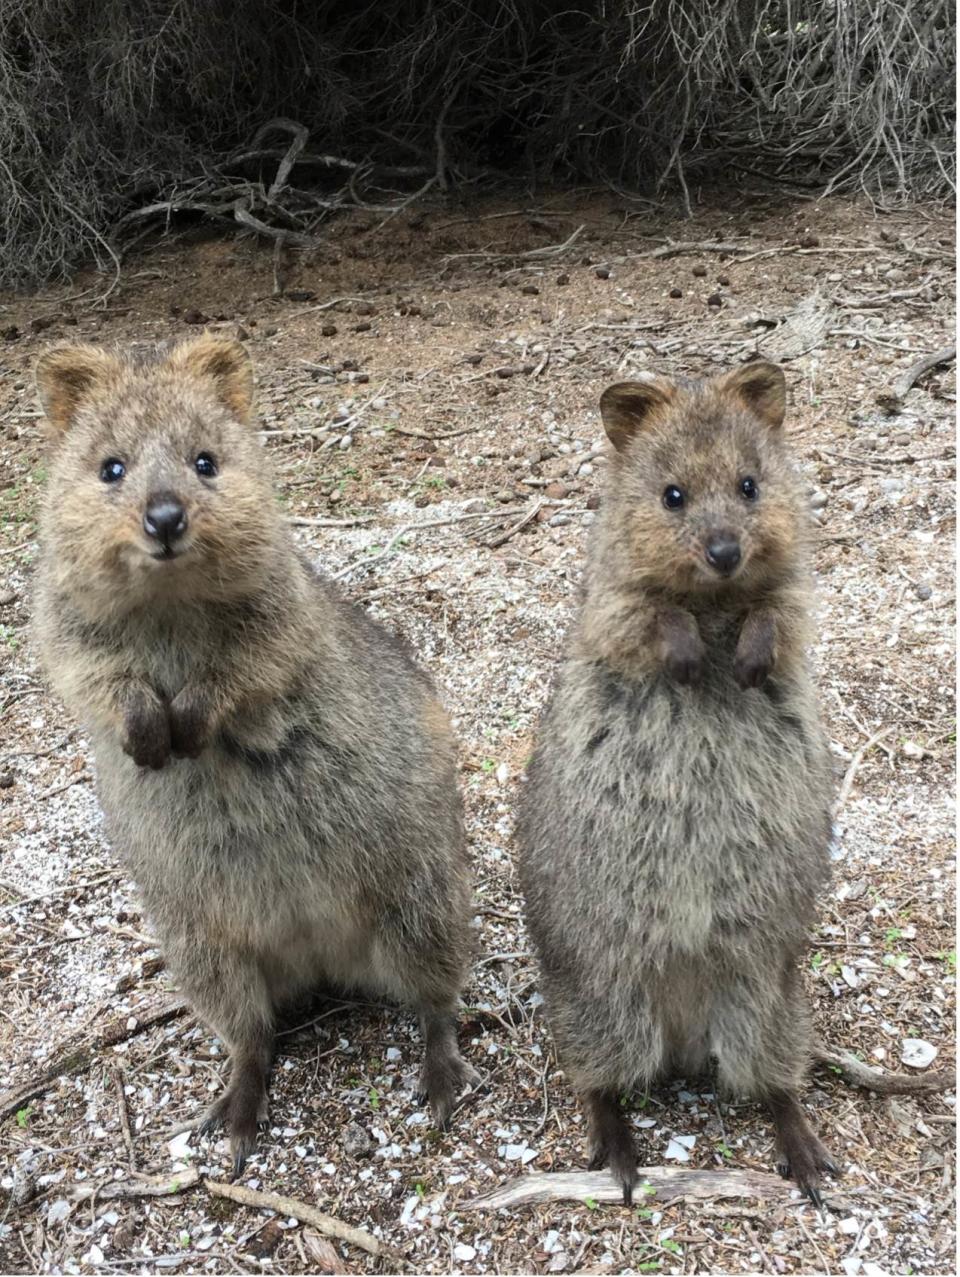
<box><xmin>891</xmin><ymin>344</ymin><xmax>956</xmax><ymax>401</ymax></box>
<box><xmin>834</xmin><ymin>725</ymin><xmax>894</xmax><ymax>813</ymax></box>
<box><xmin>465</xmin><ymin>1166</ymin><xmax>792</xmax><ymax>1211</ymax></box>
<box><xmin>814</xmin><ymin>1042</ymin><xmax>954</xmax><ymax>1095</ymax></box>
<box><xmin>69</xmin><ymin>1168</ymin><xmax>200</xmax><ymax>1203</ymax></box>
<box><xmin>0</xmin><ymin>998</ymin><xmax>189</xmax><ymax>1120</ymax></box>
<box><xmin>485</xmin><ymin>500</ymin><xmax>545</xmax><ymax>548</ymax></box>
<box><xmin>205</xmin><ymin>1179</ymin><xmax>401</xmax><ymax>1264</ymax></box>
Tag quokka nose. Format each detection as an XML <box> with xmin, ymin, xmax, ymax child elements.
<box><xmin>143</xmin><ymin>495</ymin><xmax>187</xmax><ymax>547</ymax></box>
<box><xmin>705</xmin><ymin>536</ymin><xmax>741</xmax><ymax>575</ymax></box>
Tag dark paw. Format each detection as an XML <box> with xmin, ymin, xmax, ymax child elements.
<box><xmin>122</xmin><ymin>694</ymin><xmax>171</xmax><ymax>769</ymax></box>
<box><xmin>418</xmin><ymin>1053</ymin><xmax>481</xmax><ymax>1129</ymax></box>
<box><xmin>664</xmin><ymin>644</ymin><xmax>704</xmax><ymax>686</ymax></box>
<box><xmin>777</xmin><ymin>1135</ymin><xmax>838</xmax><ymax>1206</ymax></box>
<box><xmin>199</xmin><ymin>1084</ymin><xmax>268</xmax><ymax>1176</ymax></box>
<box><xmin>734</xmin><ymin>652</ymin><xmax>774</xmax><ymax>689</ymax></box>
<box><xmin>168</xmin><ymin>689</ymin><xmax>212</xmax><ymax>759</ymax></box>
<box><xmin>588</xmin><ymin>1137</ymin><xmax>638</xmax><ymax>1206</ymax></box>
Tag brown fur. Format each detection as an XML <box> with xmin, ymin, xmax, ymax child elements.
<box><xmin>34</xmin><ymin>335</ymin><xmax>478</xmax><ymax>1173</ymax></box>
<box><xmin>517</xmin><ymin>362</ymin><xmax>836</xmax><ymax>1205</ymax></box>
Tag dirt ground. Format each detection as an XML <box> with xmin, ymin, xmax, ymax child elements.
<box><xmin>0</xmin><ymin>189</ymin><xmax>955</xmax><ymax>1276</ymax></box>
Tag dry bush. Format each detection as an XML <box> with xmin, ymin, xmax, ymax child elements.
<box><xmin>0</xmin><ymin>0</ymin><xmax>954</xmax><ymax>288</ymax></box>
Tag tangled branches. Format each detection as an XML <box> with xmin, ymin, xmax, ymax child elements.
<box><xmin>0</xmin><ymin>0</ymin><xmax>953</xmax><ymax>288</ymax></box>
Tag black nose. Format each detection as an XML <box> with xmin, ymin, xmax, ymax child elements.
<box><xmin>143</xmin><ymin>495</ymin><xmax>187</xmax><ymax>547</ymax></box>
<box><xmin>705</xmin><ymin>536</ymin><xmax>741</xmax><ymax>575</ymax></box>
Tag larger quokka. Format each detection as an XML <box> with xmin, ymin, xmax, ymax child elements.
<box><xmin>34</xmin><ymin>335</ymin><xmax>477</xmax><ymax>1172</ymax></box>
<box><xmin>518</xmin><ymin>362</ymin><xmax>836</xmax><ymax>1205</ymax></box>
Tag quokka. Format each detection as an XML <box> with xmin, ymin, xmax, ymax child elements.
<box><xmin>34</xmin><ymin>334</ymin><xmax>477</xmax><ymax>1172</ymax></box>
<box><xmin>518</xmin><ymin>362</ymin><xmax>837</xmax><ymax>1204</ymax></box>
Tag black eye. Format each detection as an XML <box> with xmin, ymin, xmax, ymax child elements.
<box><xmin>662</xmin><ymin>485</ymin><xmax>685</xmax><ymax>510</ymax></box>
<box><xmin>100</xmin><ymin>458</ymin><xmax>125</xmax><ymax>483</ymax></box>
<box><xmin>740</xmin><ymin>476</ymin><xmax>759</xmax><ymax>500</ymax></box>
<box><xmin>194</xmin><ymin>453</ymin><xmax>217</xmax><ymax>478</ymax></box>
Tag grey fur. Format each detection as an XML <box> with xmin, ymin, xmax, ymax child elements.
<box><xmin>34</xmin><ymin>336</ymin><xmax>477</xmax><ymax>1172</ymax></box>
<box><xmin>517</xmin><ymin>363</ymin><xmax>836</xmax><ymax>1204</ymax></box>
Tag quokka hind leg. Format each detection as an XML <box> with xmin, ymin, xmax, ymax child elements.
<box><xmin>768</xmin><ymin>1089</ymin><xmax>838</xmax><ymax>1208</ymax></box>
<box><xmin>415</xmin><ymin>1002</ymin><xmax>481</xmax><ymax>1128</ymax></box>
<box><xmin>178</xmin><ymin>945</ymin><xmax>275</xmax><ymax>1176</ymax></box>
<box><xmin>584</xmin><ymin>1089</ymin><xmax>638</xmax><ymax>1205</ymax></box>
<box><xmin>712</xmin><ymin>963</ymin><xmax>838</xmax><ymax>1205</ymax></box>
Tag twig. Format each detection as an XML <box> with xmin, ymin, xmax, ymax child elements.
<box><xmin>814</xmin><ymin>1042</ymin><xmax>953</xmax><ymax>1095</ymax></box>
<box><xmin>36</xmin><ymin>771</ymin><xmax>92</xmax><ymax>801</ymax></box>
<box><xmin>834</xmin><ymin>726</ymin><xmax>894</xmax><ymax>813</ymax></box>
<box><xmin>890</xmin><ymin>344</ymin><xmax>956</xmax><ymax>400</ymax></box>
<box><xmin>205</xmin><ymin>1179</ymin><xmax>401</xmax><ymax>1264</ymax></box>
<box><xmin>112</xmin><ymin>1069</ymin><xmax>137</xmax><ymax>1169</ymax></box>
<box><xmin>68</xmin><ymin>1168</ymin><xmax>200</xmax><ymax>1203</ymax></box>
<box><xmin>289</xmin><ymin>515</ymin><xmax>377</xmax><ymax>528</ymax></box>
<box><xmin>465</xmin><ymin>1166</ymin><xmax>792</xmax><ymax>1211</ymax></box>
<box><xmin>0</xmin><ymin>998</ymin><xmax>190</xmax><ymax>1120</ymax></box>
<box><xmin>485</xmin><ymin>501</ymin><xmax>545</xmax><ymax>548</ymax></box>
<box><xmin>0</xmin><ymin>869</ymin><xmax>118</xmax><ymax>917</ymax></box>
<box><xmin>332</xmin><ymin>508</ymin><xmax>532</xmax><ymax>579</ymax></box>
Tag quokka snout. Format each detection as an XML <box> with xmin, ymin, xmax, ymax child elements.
<box><xmin>34</xmin><ymin>334</ymin><xmax>478</xmax><ymax>1173</ymax></box>
<box><xmin>518</xmin><ymin>361</ymin><xmax>837</xmax><ymax>1205</ymax></box>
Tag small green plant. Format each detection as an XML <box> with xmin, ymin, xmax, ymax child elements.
<box><xmin>583</xmin><ymin>1196</ymin><xmax>598</xmax><ymax>1209</ymax></box>
<box><xmin>178</xmin><ymin>1231</ymin><xmax>190</xmax><ymax>1249</ymax></box>
<box><xmin>810</xmin><ymin>952</ymin><xmax>824</xmax><ymax>971</ymax></box>
<box><xmin>636</xmin><ymin>1207</ymin><xmax>654</xmax><ymax>1220</ymax></box>
<box><xmin>716</xmin><ymin>1140</ymin><xmax>733</xmax><ymax>1161</ymax></box>
<box><xmin>15</xmin><ymin>1106</ymin><xmax>32</xmax><ymax>1128</ymax></box>
<box><xmin>884</xmin><ymin>926</ymin><xmax>903</xmax><ymax>946</ymax></box>
<box><xmin>368</xmin><ymin>1087</ymin><xmax>380</xmax><ymax>1110</ymax></box>
<box><xmin>937</xmin><ymin>949</ymin><xmax>956</xmax><ymax>973</ymax></box>
<box><xmin>414</xmin><ymin>1181</ymin><xmax>426</xmax><ymax>1199</ymax></box>
<box><xmin>637</xmin><ymin>1262</ymin><xmax>662</xmax><ymax>1273</ymax></box>
<box><xmin>661</xmin><ymin>1239</ymin><xmax>682</xmax><ymax>1255</ymax></box>
<box><xmin>480</xmin><ymin>757</ymin><xmax>496</xmax><ymax>773</ymax></box>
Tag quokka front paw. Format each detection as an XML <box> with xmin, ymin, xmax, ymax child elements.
<box><xmin>168</xmin><ymin>687</ymin><xmax>214</xmax><ymax>758</ymax></box>
<box><xmin>664</xmin><ymin>639</ymin><xmax>705</xmax><ymax>686</ymax></box>
<box><xmin>734</xmin><ymin>611</ymin><xmax>776</xmax><ymax>689</ymax></box>
<box><xmin>121</xmin><ymin>690</ymin><xmax>171</xmax><ymax>769</ymax></box>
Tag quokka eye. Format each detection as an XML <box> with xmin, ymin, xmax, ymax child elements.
<box><xmin>740</xmin><ymin>476</ymin><xmax>759</xmax><ymax>500</ymax></box>
<box><xmin>194</xmin><ymin>453</ymin><xmax>218</xmax><ymax>478</ymax></box>
<box><xmin>100</xmin><ymin>458</ymin><xmax>125</xmax><ymax>483</ymax></box>
<box><xmin>662</xmin><ymin>485</ymin><xmax>685</xmax><ymax>510</ymax></box>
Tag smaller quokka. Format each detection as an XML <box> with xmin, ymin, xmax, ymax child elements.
<box><xmin>518</xmin><ymin>362</ymin><xmax>836</xmax><ymax>1204</ymax></box>
<box><xmin>34</xmin><ymin>335</ymin><xmax>477</xmax><ymax>1172</ymax></box>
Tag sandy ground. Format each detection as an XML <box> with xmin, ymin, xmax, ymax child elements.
<box><xmin>0</xmin><ymin>190</ymin><xmax>955</xmax><ymax>1276</ymax></box>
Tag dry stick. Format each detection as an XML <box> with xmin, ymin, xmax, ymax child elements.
<box><xmin>332</xmin><ymin>508</ymin><xmax>532</xmax><ymax>580</ymax></box>
<box><xmin>0</xmin><ymin>868</ymin><xmax>119</xmax><ymax>917</ymax></box>
<box><xmin>465</xmin><ymin>1166</ymin><xmax>792</xmax><ymax>1211</ymax></box>
<box><xmin>891</xmin><ymin>343</ymin><xmax>956</xmax><ymax>400</ymax></box>
<box><xmin>0</xmin><ymin>998</ymin><xmax>190</xmax><ymax>1121</ymax></box>
<box><xmin>485</xmin><ymin>501</ymin><xmax>545</xmax><ymax>549</ymax></box>
<box><xmin>289</xmin><ymin>515</ymin><xmax>377</xmax><ymax>529</ymax></box>
<box><xmin>813</xmin><ymin>1042</ymin><xmax>953</xmax><ymax>1095</ymax></box>
<box><xmin>112</xmin><ymin>1068</ymin><xmax>137</xmax><ymax>1168</ymax></box>
<box><xmin>205</xmin><ymin>1179</ymin><xmax>399</xmax><ymax>1264</ymax></box>
<box><xmin>389</xmin><ymin>425</ymin><xmax>483</xmax><ymax>440</ymax></box>
<box><xmin>68</xmin><ymin>1168</ymin><xmax>200</xmax><ymax>1203</ymax></box>
<box><xmin>834</xmin><ymin>726</ymin><xmax>894</xmax><ymax>814</ymax></box>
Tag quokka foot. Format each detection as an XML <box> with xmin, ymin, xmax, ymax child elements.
<box><xmin>769</xmin><ymin>1090</ymin><xmax>839</xmax><ymax>1208</ymax></box>
<box><xmin>198</xmin><ymin>1068</ymin><xmax>269</xmax><ymax>1178</ymax></box>
<box><xmin>584</xmin><ymin>1089</ymin><xmax>638</xmax><ymax>1206</ymax></box>
<box><xmin>416</xmin><ymin>1007</ymin><xmax>481</xmax><ymax>1128</ymax></box>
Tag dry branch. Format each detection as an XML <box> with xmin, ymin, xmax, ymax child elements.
<box><xmin>815</xmin><ymin>1042</ymin><xmax>954</xmax><ymax>1095</ymax></box>
<box><xmin>205</xmin><ymin>1180</ymin><xmax>400</xmax><ymax>1264</ymax></box>
<box><xmin>0</xmin><ymin>998</ymin><xmax>189</xmax><ymax>1120</ymax></box>
<box><xmin>465</xmin><ymin>1166</ymin><xmax>793</xmax><ymax>1211</ymax></box>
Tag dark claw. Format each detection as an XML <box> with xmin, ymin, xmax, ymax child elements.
<box><xmin>805</xmin><ymin>1184</ymin><xmax>824</xmax><ymax>1209</ymax></box>
<box><xmin>622</xmin><ymin>1181</ymin><xmax>633</xmax><ymax>1207</ymax></box>
<box><xmin>822</xmin><ymin>1158</ymin><xmax>840</xmax><ymax>1178</ymax></box>
<box><xmin>231</xmin><ymin>1150</ymin><xmax>247</xmax><ymax>1181</ymax></box>
<box><xmin>776</xmin><ymin>1160</ymin><xmax>791</xmax><ymax>1179</ymax></box>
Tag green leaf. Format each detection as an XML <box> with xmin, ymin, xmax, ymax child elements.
<box><xmin>15</xmin><ymin>1106</ymin><xmax>32</xmax><ymax>1128</ymax></box>
<box><xmin>584</xmin><ymin>1196</ymin><xmax>598</xmax><ymax>1209</ymax></box>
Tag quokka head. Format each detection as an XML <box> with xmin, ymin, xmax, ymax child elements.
<box><xmin>599</xmin><ymin>361</ymin><xmax>807</xmax><ymax>596</ymax></box>
<box><xmin>36</xmin><ymin>334</ymin><xmax>280</xmax><ymax>611</ymax></box>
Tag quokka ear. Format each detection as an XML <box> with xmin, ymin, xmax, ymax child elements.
<box><xmin>165</xmin><ymin>332</ymin><xmax>255</xmax><ymax>424</ymax></box>
<box><xmin>716</xmin><ymin>360</ymin><xmax>786</xmax><ymax>430</ymax></box>
<box><xmin>599</xmin><ymin>376</ymin><xmax>676</xmax><ymax>452</ymax></box>
<box><xmin>35</xmin><ymin>344</ymin><xmax>121</xmax><ymax>436</ymax></box>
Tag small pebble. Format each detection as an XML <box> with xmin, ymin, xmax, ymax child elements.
<box><xmin>707</xmin><ymin>293</ymin><xmax>723</xmax><ymax>308</ymax></box>
<box><xmin>339</xmin><ymin>434</ymin><xmax>353</xmax><ymax>450</ymax></box>
<box><xmin>669</xmin><ymin>287</ymin><xmax>682</xmax><ymax>298</ymax></box>
<box><xmin>556</xmin><ymin>274</ymin><xmax>570</xmax><ymax>286</ymax></box>
<box><xmin>692</xmin><ymin>265</ymin><xmax>707</xmax><ymax>277</ymax></box>
<box><xmin>914</xmin><ymin>583</ymin><xmax>933</xmax><ymax>601</ymax></box>
<box><xmin>595</xmin><ymin>267</ymin><xmax>610</xmax><ymax>280</ymax></box>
